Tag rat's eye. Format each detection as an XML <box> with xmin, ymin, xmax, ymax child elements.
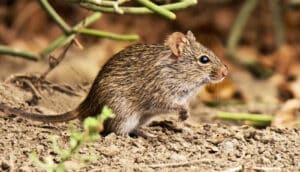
<box><xmin>199</xmin><ymin>55</ymin><xmax>210</xmax><ymax>64</ymax></box>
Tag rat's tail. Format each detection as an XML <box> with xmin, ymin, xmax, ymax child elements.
<box><xmin>0</xmin><ymin>103</ymin><xmax>79</xmax><ymax>122</ymax></box>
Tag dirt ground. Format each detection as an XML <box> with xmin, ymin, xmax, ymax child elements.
<box><xmin>0</xmin><ymin>52</ymin><xmax>300</xmax><ymax>172</ymax></box>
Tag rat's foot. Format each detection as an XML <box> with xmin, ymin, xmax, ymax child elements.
<box><xmin>131</xmin><ymin>128</ymin><xmax>157</xmax><ymax>138</ymax></box>
<box><xmin>174</xmin><ymin>104</ymin><xmax>189</xmax><ymax>121</ymax></box>
<box><xmin>178</xmin><ymin>109</ymin><xmax>189</xmax><ymax>121</ymax></box>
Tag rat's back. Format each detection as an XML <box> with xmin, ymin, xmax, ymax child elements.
<box><xmin>76</xmin><ymin>44</ymin><xmax>171</xmax><ymax>118</ymax></box>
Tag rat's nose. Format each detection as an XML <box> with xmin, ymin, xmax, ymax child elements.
<box><xmin>221</xmin><ymin>64</ymin><xmax>228</xmax><ymax>77</ymax></box>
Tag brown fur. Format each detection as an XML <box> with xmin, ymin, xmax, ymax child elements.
<box><xmin>0</xmin><ymin>31</ymin><xmax>228</xmax><ymax>137</ymax></box>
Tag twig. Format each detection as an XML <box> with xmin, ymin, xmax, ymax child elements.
<box><xmin>269</xmin><ymin>0</ymin><xmax>285</xmax><ymax>48</ymax></box>
<box><xmin>77</xmin><ymin>28</ymin><xmax>139</xmax><ymax>41</ymax></box>
<box><xmin>226</xmin><ymin>0</ymin><xmax>259</xmax><ymax>61</ymax></box>
<box><xmin>79</xmin><ymin>0</ymin><xmax>197</xmax><ymax>14</ymax></box>
<box><xmin>148</xmin><ymin>159</ymin><xmax>212</xmax><ymax>168</ymax></box>
<box><xmin>0</xmin><ymin>45</ymin><xmax>38</xmax><ymax>61</ymax></box>
<box><xmin>39</xmin><ymin>0</ymin><xmax>71</xmax><ymax>33</ymax></box>
<box><xmin>5</xmin><ymin>74</ymin><xmax>80</xmax><ymax>96</ymax></box>
<box><xmin>40</xmin><ymin>40</ymin><xmax>74</xmax><ymax>79</ymax></box>
<box><xmin>40</xmin><ymin>12</ymin><xmax>101</xmax><ymax>58</ymax></box>
<box><xmin>136</xmin><ymin>0</ymin><xmax>176</xmax><ymax>20</ymax></box>
<box><xmin>19</xmin><ymin>79</ymin><xmax>42</xmax><ymax>100</ymax></box>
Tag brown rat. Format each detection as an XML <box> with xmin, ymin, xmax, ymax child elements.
<box><xmin>0</xmin><ymin>31</ymin><xmax>228</xmax><ymax>137</ymax></box>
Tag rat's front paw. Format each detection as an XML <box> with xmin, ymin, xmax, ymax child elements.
<box><xmin>179</xmin><ymin>109</ymin><xmax>189</xmax><ymax>121</ymax></box>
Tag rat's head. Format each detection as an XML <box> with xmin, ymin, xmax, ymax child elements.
<box><xmin>165</xmin><ymin>31</ymin><xmax>228</xmax><ymax>85</ymax></box>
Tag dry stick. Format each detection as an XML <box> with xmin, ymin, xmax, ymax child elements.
<box><xmin>148</xmin><ymin>159</ymin><xmax>212</xmax><ymax>168</ymax></box>
<box><xmin>269</xmin><ymin>0</ymin><xmax>285</xmax><ymax>48</ymax></box>
<box><xmin>19</xmin><ymin>79</ymin><xmax>42</xmax><ymax>100</ymax></box>
<box><xmin>5</xmin><ymin>74</ymin><xmax>80</xmax><ymax>96</ymax></box>
<box><xmin>40</xmin><ymin>40</ymin><xmax>74</xmax><ymax>79</ymax></box>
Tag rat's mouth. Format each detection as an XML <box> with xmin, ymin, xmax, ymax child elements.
<box><xmin>207</xmin><ymin>76</ymin><xmax>225</xmax><ymax>84</ymax></box>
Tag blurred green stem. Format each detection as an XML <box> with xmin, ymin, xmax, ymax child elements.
<box><xmin>66</xmin><ymin>0</ymin><xmax>127</xmax><ymax>6</ymax></box>
<box><xmin>67</xmin><ymin>0</ymin><xmax>128</xmax><ymax>13</ymax></box>
<box><xmin>269</xmin><ymin>0</ymin><xmax>285</xmax><ymax>48</ymax></box>
<box><xmin>80</xmin><ymin>0</ymin><xmax>197</xmax><ymax>14</ymax></box>
<box><xmin>217</xmin><ymin>111</ymin><xmax>300</xmax><ymax>127</ymax></box>
<box><xmin>0</xmin><ymin>45</ymin><xmax>38</xmax><ymax>61</ymax></box>
<box><xmin>136</xmin><ymin>0</ymin><xmax>176</xmax><ymax>19</ymax></box>
<box><xmin>226</xmin><ymin>0</ymin><xmax>258</xmax><ymax>61</ymax></box>
<box><xmin>217</xmin><ymin>111</ymin><xmax>273</xmax><ymax>122</ymax></box>
<box><xmin>39</xmin><ymin>0</ymin><xmax>71</xmax><ymax>33</ymax></box>
<box><xmin>77</xmin><ymin>28</ymin><xmax>139</xmax><ymax>41</ymax></box>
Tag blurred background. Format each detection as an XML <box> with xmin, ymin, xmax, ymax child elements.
<box><xmin>0</xmin><ymin>0</ymin><xmax>300</xmax><ymax>127</ymax></box>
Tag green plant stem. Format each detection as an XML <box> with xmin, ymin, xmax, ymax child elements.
<box><xmin>79</xmin><ymin>0</ymin><xmax>197</xmax><ymax>14</ymax></box>
<box><xmin>67</xmin><ymin>0</ymin><xmax>129</xmax><ymax>14</ymax></box>
<box><xmin>216</xmin><ymin>111</ymin><xmax>273</xmax><ymax>122</ymax></box>
<box><xmin>269</xmin><ymin>0</ymin><xmax>285</xmax><ymax>48</ymax></box>
<box><xmin>40</xmin><ymin>12</ymin><xmax>102</xmax><ymax>58</ymax></box>
<box><xmin>0</xmin><ymin>45</ymin><xmax>38</xmax><ymax>61</ymax></box>
<box><xmin>67</xmin><ymin>0</ymin><xmax>128</xmax><ymax>7</ymax></box>
<box><xmin>217</xmin><ymin>111</ymin><xmax>300</xmax><ymax>127</ymax></box>
<box><xmin>41</xmin><ymin>35</ymin><xmax>75</xmax><ymax>58</ymax></box>
<box><xmin>226</xmin><ymin>0</ymin><xmax>258</xmax><ymax>61</ymax></box>
<box><xmin>136</xmin><ymin>0</ymin><xmax>176</xmax><ymax>19</ymax></box>
<box><xmin>39</xmin><ymin>0</ymin><xmax>71</xmax><ymax>33</ymax></box>
<box><xmin>77</xmin><ymin>28</ymin><xmax>139</xmax><ymax>41</ymax></box>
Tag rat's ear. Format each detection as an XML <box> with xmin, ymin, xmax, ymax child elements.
<box><xmin>186</xmin><ymin>30</ymin><xmax>196</xmax><ymax>42</ymax></box>
<box><xmin>164</xmin><ymin>32</ymin><xmax>189</xmax><ymax>57</ymax></box>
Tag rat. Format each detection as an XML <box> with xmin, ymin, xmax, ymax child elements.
<box><xmin>0</xmin><ymin>31</ymin><xmax>228</xmax><ymax>137</ymax></box>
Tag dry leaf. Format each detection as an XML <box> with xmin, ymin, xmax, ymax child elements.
<box><xmin>198</xmin><ymin>78</ymin><xmax>243</xmax><ymax>103</ymax></box>
<box><xmin>272</xmin><ymin>99</ymin><xmax>300</xmax><ymax>128</ymax></box>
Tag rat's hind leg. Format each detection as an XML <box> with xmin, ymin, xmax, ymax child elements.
<box><xmin>109</xmin><ymin>112</ymin><xmax>140</xmax><ymax>136</ymax></box>
<box><xmin>131</xmin><ymin>112</ymin><xmax>157</xmax><ymax>138</ymax></box>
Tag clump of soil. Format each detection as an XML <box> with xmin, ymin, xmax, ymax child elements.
<box><xmin>0</xmin><ymin>76</ymin><xmax>299</xmax><ymax>171</ymax></box>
